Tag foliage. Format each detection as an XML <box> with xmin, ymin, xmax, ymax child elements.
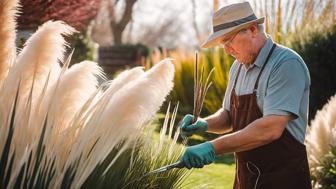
<box><xmin>100</xmin><ymin>43</ymin><xmax>150</xmax><ymax>78</ymax></box>
<box><xmin>112</xmin><ymin>43</ymin><xmax>150</xmax><ymax>57</ymax></box>
<box><xmin>70</xmin><ymin>33</ymin><xmax>97</xmax><ymax>64</ymax></box>
<box><xmin>17</xmin><ymin>0</ymin><xmax>101</xmax><ymax>64</ymax></box>
<box><xmin>289</xmin><ymin>24</ymin><xmax>336</xmax><ymax>120</ymax></box>
<box><xmin>18</xmin><ymin>0</ymin><xmax>100</xmax><ymax>32</ymax></box>
<box><xmin>314</xmin><ymin>146</ymin><xmax>336</xmax><ymax>189</ymax></box>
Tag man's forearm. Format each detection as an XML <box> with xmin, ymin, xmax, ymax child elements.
<box><xmin>205</xmin><ymin>108</ymin><xmax>232</xmax><ymax>134</ymax></box>
<box><xmin>211</xmin><ymin>115</ymin><xmax>290</xmax><ymax>155</ymax></box>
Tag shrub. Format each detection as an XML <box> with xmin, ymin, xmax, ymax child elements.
<box><xmin>99</xmin><ymin>43</ymin><xmax>150</xmax><ymax>77</ymax></box>
<box><xmin>69</xmin><ymin>33</ymin><xmax>97</xmax><ymax>65</ymax></box>
<box><xmin>317</xmin><ymin>146</ymin><xmax>336</xmax><ymax>189</ymax></box>
<box><xmin>289</xmin><ymin>25</ymin><xmax>336</xmax><ymax>120</ymax></box>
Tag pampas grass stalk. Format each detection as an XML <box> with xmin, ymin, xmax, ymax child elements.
<box><xmin>44</xmin><ymin>60</ymin><xmax>104</xmax><ymax>173</ymax></box>
<box><xmin>0</xmin><ymin>0</ymin><xmax>18</xmax><ymax>86</ymax></box>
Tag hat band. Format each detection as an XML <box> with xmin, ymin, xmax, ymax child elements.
<box><xmin>213</xmin><ymin>14</ymin><xmax>257</xmax><ymax>32</ymax></box>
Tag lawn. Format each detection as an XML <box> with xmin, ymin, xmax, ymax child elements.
<box><xmin>182</xmin><ymin>163</ymin><xmax>235</xmax><ymax>189</ymax></box>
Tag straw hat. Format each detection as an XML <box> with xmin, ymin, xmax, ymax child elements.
<box><xmin>201</xmin><ymin>2</ymin><xmax>265</xmax><ymax>48</ymax></box>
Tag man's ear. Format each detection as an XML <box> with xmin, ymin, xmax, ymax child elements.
<box><xmin>250</xmin><ymin>24</ymin><xmax>258</xmax><ymax>37</ymax></box>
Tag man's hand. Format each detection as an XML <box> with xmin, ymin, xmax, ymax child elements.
<box><xmin>180</xmin><ymin>114</ymin><xmax>208</xmax><ymax>138</ymax></box>
<box><xmin>180</xmin><ymin>142</ymin><xmax>216</xmax><ymax>169</ymax></box>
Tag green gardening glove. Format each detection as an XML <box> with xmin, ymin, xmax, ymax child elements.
<box><xmin>179</xmin><ymin>114</ymin><xmax>208</xmax><ymax>138</ymax></box>
<box><xmin>180</xmin><ymin>142</ymin><xmax>216</xmax><ymax>169</ymax></box>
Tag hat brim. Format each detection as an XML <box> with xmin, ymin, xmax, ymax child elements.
<box><xmin>201</xmin><ymin>17</ymin><xmax>265</xmax><ymax>48</ymax></box>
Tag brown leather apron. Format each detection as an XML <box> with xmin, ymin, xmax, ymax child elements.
<box><xmin>230</xmin><ymin>44</ymin><xmax>312</xmax><ymax>189</ymax></box>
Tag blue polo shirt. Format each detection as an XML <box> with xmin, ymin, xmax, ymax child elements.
<box><xmin>222</xmin><ymin>37</ymin><xmax>311</xmax><ymax>144</ymax></box>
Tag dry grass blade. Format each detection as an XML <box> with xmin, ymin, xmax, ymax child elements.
<box><xmin>193</xmin><ymin>52</ymin><xmax>198</xmax><ymax>121</ymax></box>
<box><xmin>158</xmin><ymin>102</ymin><xmax>171</xmax><ymax>153</ymax></box>
<box><xmin>169</xmin><ymin>102</ymin><xmax>179</xmax><ymax>140</ymax></box>
<box><xmin>192</xmin><ymin>51</ymin><xmax>214</xmax><ymax>123</ymax></box>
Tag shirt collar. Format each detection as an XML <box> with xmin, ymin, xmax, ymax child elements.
<box><xmin>253</xmin><ymin>36</ymin><xmax>274</xmax><ymax>68</ymax></box>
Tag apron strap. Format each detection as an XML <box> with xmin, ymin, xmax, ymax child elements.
<box><xmin>253</xmin><ymin>43</ymin><xmax>277</xmax><ymax>90</ymax></box>
<box><xmin>232</xmin><ymin>64</ymin><xmax>243</xmax><ymax>91</ymax></box>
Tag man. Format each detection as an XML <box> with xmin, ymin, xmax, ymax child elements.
<box><xmin>179</xmin><ymin>2</ymin><xmax>312</xmax><ymax>189</ymax></box>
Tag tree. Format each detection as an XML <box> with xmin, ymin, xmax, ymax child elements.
<box><xmin>91</xmin><ymin>0</ymin><xmax>137</xmax><ymax>45</ymax></box>
<box><xmin>18</xmin><ymin>0</ymin><xmax>101</xmax><ymax>32</ymax></box>
<box><xmin>109</xmin><ymin>0</ymin><xmax>137</xmax><ymax>45</ymax></box>
<box><xmin>91</xmin><ymin>0</ymin><xmax>210</xmax><ymax>49</ymax></box>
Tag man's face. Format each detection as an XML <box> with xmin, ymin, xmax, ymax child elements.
<box><xmin>221</xmin><ymin>26</ymin><xmax>258</xmax><ymax>65</ymax></box>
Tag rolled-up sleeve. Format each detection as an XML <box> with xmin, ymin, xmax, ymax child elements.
<box><xmin>263</xmin><ymin>59</ymin><xmax>307</xmax><ymax>119</ymax></box>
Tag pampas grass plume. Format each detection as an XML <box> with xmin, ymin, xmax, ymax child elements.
<box><xmin>306</xmin><ymin>94</ymin><xmax>336</xmax><ymax>175</ymax></box>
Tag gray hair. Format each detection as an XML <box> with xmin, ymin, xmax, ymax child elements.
<box><xmin>257</xmin><ymin>24</ymin><xmax>265</xmax><ymax>33</ymax></box>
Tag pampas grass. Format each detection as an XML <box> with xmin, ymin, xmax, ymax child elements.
<box><xmin>1</xmin><ymin>20</ymin><xmax>75</xmax><ymax>106</ymax></box>
<box><xmin>84</xmin><ymin>104</ymin><xmax>190</xmax><ymax>189</ymax></box>
<box><xmin>2</xmin><ymin>43</ymin><xmax>175</xmax><ymax>188</ymax></box>
<box><xmin>0</xmin><ymin>0</ymin><xmax>191</xmax><ymax>188</ymax></box>
<box><xmin>42</xmin><ymin>60</ymin><xmax>104</xmax><ymax>174</ymax></box>
<box><xmin>306</xmin><ymin>94</ymin><xmax>336</xmax><ymax>187</ymax></box>
<box><xmin>0</xmin><ymin>2</ymin><xmax>184</xmax><ymax>186</ymax></box>
<box><xmin>0</xmin><ymin>23</ymin><xmax>74</xmax><ymax>185</ymax></box>
<box><xmin>0</xmin><ymin>0</ymin><xmax>18</xmax><ymax>86</ymax></box>
<box><xmin>61</xmin><ymin>59</ymin><xmax>175</xmax><ymax>188</ymax></box>
<box><xmin>0</xmin><ymin>22</ymin><xmax>78</xmax><ymax>184</ymax></box>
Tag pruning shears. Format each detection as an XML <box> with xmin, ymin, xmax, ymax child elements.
<box><xmin>123</xmin><ymin>161</ymin><xmax>185</xmax><ymax>188</ymax></box>
<box><xmin>143</xmin><ymin>161</ymin><xmax>185</xmax><ymax>177</ymax></box>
